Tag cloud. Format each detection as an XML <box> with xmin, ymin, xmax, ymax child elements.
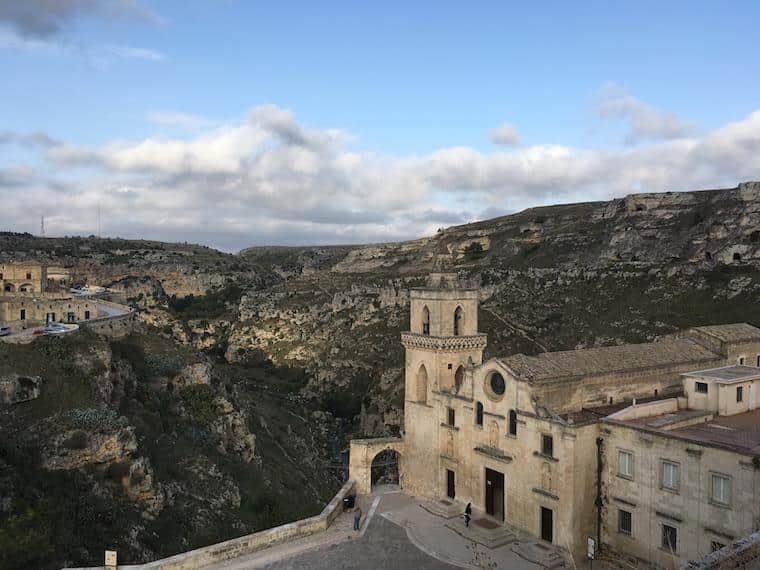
<box><xmin>3</xmin><ymin>101</ymin><xmax>760</xmax><ymax>250</ymax></box>
<box><xmin>598</xmin><ymin>83</ymin><xmax>695</xmax><ymax>144</ymax></box>
<box><xmin>489</xmin><ymin>123</ymin><xmax>521</xmax><ymax>146</ymax></box>
<box><xmin>147</xmin><ymin>111</ymin><xmax>217</xmax><ymax>130</ymax></box>
<box><xmin>0</xmin><ymin>0</ymin><xmax>162</xmax><ymax>38</ymax></box>
<box><xmin>103</xmin><ymin>45</ymin><xmax>164</xmax><ymax>61</ymax></box>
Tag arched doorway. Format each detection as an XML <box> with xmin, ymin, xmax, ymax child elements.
<box><xmin>371</xmin><ymin>448</ymin><xmax>400</xmax><ymax>488</ymax></box>
<box><xmin>18</xmin><ymin>283</ymin><xmax>34</xmax><ymax>293</ymax></box>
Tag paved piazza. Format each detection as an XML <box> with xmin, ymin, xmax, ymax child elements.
<box><xmin>208</xmin><ymin>488</ymin><xmax>548</xmax><ymax>569</ymax></box>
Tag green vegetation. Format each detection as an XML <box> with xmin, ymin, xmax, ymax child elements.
<box><xmin>168</xmin><ymin>284</ymin><xmax>244</xmax><ymax>320</ymax></box>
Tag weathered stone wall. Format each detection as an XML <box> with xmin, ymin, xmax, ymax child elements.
<box><xmin>0</xmin><ymin>294</ymin><xmax>99</xmax><ymax>324</ymax></box>
<box><xmin>600</xmin><ymin>421</ymin><xmax>760</xmax><ymax>568</ymax></box>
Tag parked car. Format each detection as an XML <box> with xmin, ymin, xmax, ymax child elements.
<box><xmin>0</xmin><ymin>326</ymin><xmax>11</xmax><ymax>337</ymax></box>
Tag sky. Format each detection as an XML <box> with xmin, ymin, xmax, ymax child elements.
<box><xmin>1</xmin><ymin>1</ymin><xmax>759</xmax><ymax>251</ymax></box>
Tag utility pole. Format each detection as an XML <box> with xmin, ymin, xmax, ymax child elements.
<box><xmin>40</xmin><ymin>215</ymin><xmax>45</xmax><ymax>237</ymax></box>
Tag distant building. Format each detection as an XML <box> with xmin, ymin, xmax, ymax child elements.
<box><xmin>350</xmin><ymin>273</ymin><xmax>760</xmax><ymax>566</ymax></box>
<box><xmin>0</xmin><ymin>262</ymin><xmax>47</xmax><ymax>293</ymax></box>
<box><xmin>0</xmin><ymin>263</ymin><xmax>98</xmax><ymax>327</ymax></box>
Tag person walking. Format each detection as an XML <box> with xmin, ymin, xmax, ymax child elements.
<box><xmin>353</xmin><ymin>506</ymin><xmax>362</xmax><ymax>532</ymax></box>
<box><xmin>464</xmin><ymin>503</ymin><xmax>472</xmax><ymax>528</ymax></box>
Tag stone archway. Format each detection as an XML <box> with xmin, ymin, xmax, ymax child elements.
<box><xmin>371</xmin><ymin>448</ymin><xmax>400</xmax><ymax>488</ymax></box>
<box><xmin>349</xmin><ymin>437</ymin><xmax>404</xmax><ymax>495</ymax></box>
<box><xmin>4</xmin><ymin>283</ymin><xmax>15</xmax><ymax>293</ymax></box>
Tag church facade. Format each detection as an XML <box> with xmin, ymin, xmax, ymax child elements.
<box><xmin>350</xmin><ymin>273</ymin><xmax>760</xmax><ymax>566</ymax></box>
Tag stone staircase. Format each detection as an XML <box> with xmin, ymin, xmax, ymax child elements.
<box><xmin>420</xmin><ymin>498</ymin><xmax>463</xmax><ymax>519</ymax></box>
<box><xmin>512</xmin><ymin>541</ymin><xmax>572</xmax><ymax>569</ymax></box>
<box><xmin>445</xmin><ymin>517</ymin><xmax>518</xmax><ymax>549</ymax></box>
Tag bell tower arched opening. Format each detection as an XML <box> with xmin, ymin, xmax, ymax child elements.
<box><xmin>454</xmin><ymin>306</ymin><xmax>464</xmax><ymax>336</ymax></box>
<box><xmin>416</xmin><ymin>364</ymin><xmax>428</xmax><ymax>403</ymax></box>
<box><xmin>421</xmin><ymin>305</ymin><xmax>430</xmax><ymax>335</ymax></box>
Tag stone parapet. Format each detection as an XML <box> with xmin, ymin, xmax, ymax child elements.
<box><xmin>401</xmin><ymin>332</ymin><xmax>487</xmax><ymax>352</ymax></box>
<box><xmin>62</xmin><ymin>479</ymin><xmax>356</xmax><ymax>570</ymax></box>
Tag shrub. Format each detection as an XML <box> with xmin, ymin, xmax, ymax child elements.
<box><xmin>62</xmin><ymin>430</ymin><xmax>89</xmax><ymax>450</ymax></box>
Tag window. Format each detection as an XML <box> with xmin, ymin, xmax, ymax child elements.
<box><xmin>447</xmin><ymin>407</ymin><xmax>455</xmax><ymax>427</ymax></box>
<box><xmin>661</xmin><ymin>461</ymin><xmax>680</xmax><ymax>492</ymax></box>
<box><xmin>421</xmin><ymin>306</ymin><xmax>430</xmax><ymax>335</ymax></box>
<box><xmin>711</xmin><ymin>473</ymin><xmax>731</xmax><ymax>505</ymax></box>
<box><xmin>739</xmin><ymin>357</ymin><xmax>745</xmax><ymax>365</ymax></box>
<box><xmin>541</xmin><ymin>434</ymin><xmax>554</xmax><ymax>457</ymax></box>
<box><xmin>453</xmin><ymin>306</ymin><xmax>463</xmax><ymax>336</ymax></box>
<box><xmin>489</xmin><ymin>372</ymin><xmax>505</xmax><ymax>397</ymax></box>
<box><xmin>756</xmin><ymin>355</ymin><xmax>760</xmax><ymax>367</ymax></box>
<box><xmin>618</xmin><ymin>450</ymin><xmax>634</xmax><ymax>479</ymax></box>
<box><xmin>84</xmin><ymin>310</ymin><xmax>91</xmax><ymax>320</ymax></box>
<box><xmin>711</xmin><ymin>541</ymin><xmax>725</xmax><ymax>552</ymax></box>
<box><xmin>475</xmin><ymin>402</ymin><xmax>484</xmax><ymax>426</ymax></box>
<box><xmin>508</xmin><ymin>409</ymin><xmax>517</xmax><ymax>436</ymax></box>
<box><xmin>19</xmin><ymin>309</ymin><xmax>25</xmax><ymax>321</ymax></box>
<box><xmin>618</xmin><ymin>509</ymin><xmax>632</xmax><ymax>535</ymax></box>
<box><xmin>26</xmin><ymin>272</ymin><xmax>31</xmax><ymax>279</ymax></box>
<box><xmin>662</xmin><ymin>524</ymin><xmax>677</xmax><ymax>552</ymax></box>
<box><xmin>737</xmin><ymin>386</ymin><xmax>744</xmax><ymax>403</ymax></box>
<box><xmin>695</xmin><ymin>381</ymin><xmax>708</xmax><ymax>394</ymax></box>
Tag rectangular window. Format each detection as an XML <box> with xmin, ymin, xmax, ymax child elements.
<box><xmin>737</xmin><ymin>386</ymin><xmax>744</xmax><ymax>403</ymax></box>
<box><xmin>618</xmin><ymin>509</ymin><xmax>632</xmax><ymax>535</ymax></box>
<box><xmin>757</xmin><ymin>355</ymin><xmax>760</xmax><ymax>367</ymax></box>
<box><xmin>661</xmin><ymin>461</ymin><xmax>680</xmax><ymax>492</ymax></box>
<box><xmin>711</xmin><ymin>473</ymin><xmax>731</xmax><ymax>506</ymax></box>
<box><xmin>662</xmin><ymin>524</ymin><xmax>677</xmax><ymax>552</ymax></box>
<box><xmin>695</xmin><ymin>381</ymin><xmax>708</xmax><ymax>394</ymax></box>
<box><xmin>618</xmin><ymin>450</ymin><xmax>634</xmax><ymax>479</ymax></box>
<box><xmin>447</xmin><ymin>407</ymin><xmax>455</xmax><ymax>426</ymax></box>
<box><xmin>739</xmin><ymin>357</ymin><xmax>745</xmax><ymax>365</ymax></box>
<box><xmin>508</xmin><ymin>410</ymin><xmax>517</xmax><ymax>436</ymax></box>
<box><xmin>19</xmin><ymin>309</ymin><xmax>25</xmax><ymax>321</ymax></box>
<box><xmin>541</xmin><ymin>434</ymin><xmax>554</xmax><ymax>457</ymax></box>
<box><xmin>26</xmin><ymin>272</ymin><xmax>31</xmax><ymax>279</ymax></box>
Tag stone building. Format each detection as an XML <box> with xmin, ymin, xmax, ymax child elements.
<box><xmin>349</xmin><ymin>273</ymin><xmax>760</xmax><ymax>566</ymax></box>
<box><xmin>0</xmin><ymin>263</ymin><xmax>98</xmax><ymax>327</ymax></box>
<box><xmin>0</xmin><ymin>262</ymin><xmax>47</xmax><ymax>293</ymax></box>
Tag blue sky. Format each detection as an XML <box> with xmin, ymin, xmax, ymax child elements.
<box><xmin>1</xmin><ymin>1</ymin><xmax>760</xmax><ymax>250</ymax></box>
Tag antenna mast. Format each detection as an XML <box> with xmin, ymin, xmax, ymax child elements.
<box><xmin>40</xmin><ymin>215</ymin><xmax>45</xmax><ymax>237</ymax></box>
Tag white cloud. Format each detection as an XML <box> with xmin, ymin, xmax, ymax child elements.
<box><xmin>4</xmin><ymin>100</ymin><xmax>760</xmax><ymax>250</ymax></box>
<box><xmin>489</xmin><ymin>123</ymin><xmax>521</xmax><ymax>146</ymax></box>
<box><xmin>598</xmin><ymin>83</ymin><xmax>695</xmax><ymax>144</ymax></box>
<box><xmin>147</xmin><ymin>111</ymin><xmax>217</xmax><ymax>130</ymax></box>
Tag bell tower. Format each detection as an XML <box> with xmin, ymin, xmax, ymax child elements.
<box><xmin>400</xmin><ymin>272</ymin><xmax>487</xmax><ymax>499</ymax></box>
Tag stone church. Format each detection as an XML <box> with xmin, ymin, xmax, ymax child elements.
<box><xmin>350</xmin><ymin>272</ymin><xmax>760</xmax><ymax>566</ymax></box>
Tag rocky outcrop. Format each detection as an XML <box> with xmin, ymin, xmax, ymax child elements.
<box><xmin>42</xmin><ymin>426</ymin><xmax>138</xmax><ymax>471</ymax></box>
<box><xmin>0</xmin><ymin>374</ymin><xmax>42</xmax><ymax>404</ymax></box>
<box><xmin>211</xmin><ymin>398</ymin><xmax>256</xmax><ymax>462</ymax></box>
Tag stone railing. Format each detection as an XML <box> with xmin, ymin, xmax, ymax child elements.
<box><xmin>400</xmin><ymin>331</ymin><xmax>488</xmax><ymax>352</ymax></box>
<box><xmin>79</xmin><ymin>300</ymin><xmax>136</xmax><ymax>339</ymax></box>
<box><xmin>62</xmin><ymin>479</ymin><xmax>356</xmax><ymax>570</ymax></box>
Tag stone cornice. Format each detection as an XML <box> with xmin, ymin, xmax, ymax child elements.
<box><xmin>401</xmin><ymin>332</ymin><xmax>487</xmax><ymax>352</ymax></box>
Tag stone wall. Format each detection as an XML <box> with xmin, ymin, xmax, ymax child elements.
<box><xmin>80</xmin><ymin>301</ymin><xmax>136</xmax><ymax>339</ymax></box>
<box><xmin>63</xmin><ymin>479</ymin><xmax>356</xmax><ymax>570</ymax></box>
<box><xmin>600</xmin><ymin>421</ymin><xmax>760</xmax><ymax>568</ymax></box>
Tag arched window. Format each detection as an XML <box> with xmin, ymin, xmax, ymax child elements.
<box><xmin>454</xmin><ymin>365</ymin><xmax>464</xmax><ymax>393</ymax></box>
<box><xmin>453</xmin><ymin>306</ymin><xmax>464</xmax><ymax>336</ymax></box>
<box><xmin>416</xmin><ymin>364</ymin><xmax>428</xmax><ymax>403</ymax></box>
<box><xmin>4</xmin><ymin>283</ymin><xmax>15</xmax><ymax>293</ymax></box>
<box><xmin>421</xmin><ymin>305</ymin><xmax>430</xmax><ymax>335</ymax></box>
<box><xmin>508</xmin><ymin>409</ymin><xmax>517</xmax><ymax>436</ymax></box>
<box><xmin>476</xmin><ymin>401</ymin><xmax>484</xmax><ymax>426</ymax></box>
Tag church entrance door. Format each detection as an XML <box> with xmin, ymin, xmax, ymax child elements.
<box><xmin>485</xmin><ymin>468</ymin><xmax>504</xmax><ymax>521</ymax></box>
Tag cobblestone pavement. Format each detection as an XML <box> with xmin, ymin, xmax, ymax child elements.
<box><xmin>260</xmin><ymin>516</ymin><xmax>456</xmax><ymax>570</ymax></box>
<box><xmin>206</xmin><ymin>488</ymin><xmax>557</xmax><ymax>569</ymax></box>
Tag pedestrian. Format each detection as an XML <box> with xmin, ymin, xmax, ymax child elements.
<box><xmin>464</xmin><ymin>502</ymin><xmax>472</xmax><ymax>528</ymax></box>
<box><xmin>353</xmin><ymin>506</ymin><xmax>362</xmax><ymax>531</ymax></box>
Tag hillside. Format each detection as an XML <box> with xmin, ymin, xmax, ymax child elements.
<box><xmin>2</xmin><ymin>181</ymin><xmax>760</xmax><ymax>568</ymax></box>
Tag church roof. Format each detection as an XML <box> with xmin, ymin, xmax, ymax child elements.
<box><xmin>499</xmin><ymin>337</ymin><xmax>720</xmax><ymax>383</ymax></box>
<box><xmin>689</xmin><ymin>323</ymin><xmax>760</xmax><ymax>343</ymax></box>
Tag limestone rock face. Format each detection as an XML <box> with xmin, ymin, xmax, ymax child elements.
<box><xmin>176</xmin><ymin>361</ymin><xmax>213</xmax><ymax>388</ymax></box>
<box><xmin>0</xmin><ymin>374</ymin><xmax>42</xmax><ymax>404</ymax></box>
<box><xmin>42</xmin><ymin>426</ymin><xmax>138</xmax><ymax>471</ymax></box>
<box><xmin>211</xmin><ymin>397</ymin><xmax>257</xmax><ymax>462</ymax></box>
